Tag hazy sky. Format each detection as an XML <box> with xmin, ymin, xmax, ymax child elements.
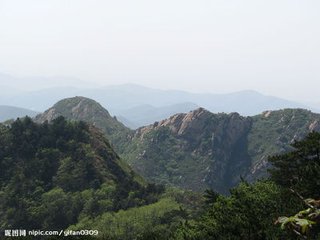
<box><xmin>0</xmin><ymin>0</ymin><xmax>319</xmax><ymax>101</ymax></box>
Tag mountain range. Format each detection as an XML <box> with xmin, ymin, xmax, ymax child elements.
<box><xmin>0</xmin><ymin>83</ymin><xmax>317</xmax><ymax>128</ymax></box>
<box><xmin>2</xmin><ymin>95</ymin><xmax>319</xmax><ymax>238</ymax></box>
<box><xmin>34</xmin><ymin>96</ymin><xmax>320</xmax><ymax>193</ymax></box>
<box><xmin>0</xmin><ymin>105</ymin><xmax>38</xmax><ymax>122</ymax></box>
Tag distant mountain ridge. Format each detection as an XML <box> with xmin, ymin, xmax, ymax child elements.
<box><xmin>0</xmin><ymin>82</ymin><xmax>317</xmax><ymax>128</ymax></box>
<box><xmin>116</xmin><ymin>102</ymin><xmax>199</xmax><ymax>129</ymax></box>
<box><xmin>35</xmin><ymin>97</ymin><xmax>320</xmax><ymax>193</ymax></box>
<box><xmin>0</xmin><ymin>105</ymin><xmax>38</xmax><ymax>122</ymax></box>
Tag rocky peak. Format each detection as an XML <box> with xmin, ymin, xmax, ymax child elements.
<box><xmin>34</xmin><ymin>97</ymin><xmax>131</xmax><ymax>152</ymax></box>
<box><xmin>34</xmin><ymin>96</ymin><xmax>112</xmax><ymax>123</ymax></box>
<box><xmin>135</xmin><ymin>108</ymin><xmax>251</xmax><ymax>145</ymax></box>
<box><xmin>129</xmin><ymin>107</ymin><xmax>253</xmax><ymax>193</ymax></box>
<box><xmin>135</xmin><ymin>107</ymin><xmax>212</xmax><ymax>138</ymax></box>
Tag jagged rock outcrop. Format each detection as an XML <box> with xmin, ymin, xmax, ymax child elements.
<box><xmin>126</xmin><ymin>108</ymin><xmax>253</xmax><ymax>193</ymax></box>
<box><xmin>34</xmin><ymin>98</ymin><xmax>320</xmax><ymax>193</ymax></box>
<box><xmin>124</xmin><ymin>108</ymin><xmax>320</xmax><ymax>193</ymax></box>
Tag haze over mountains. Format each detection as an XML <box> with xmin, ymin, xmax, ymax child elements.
<box><xmin>1</xmin><ymin>0</ymin><xmax>320</xmax><ymax>237</ymax></box>
<box><xmin>0</xmin><ymin>105</ymin><xmax>38</xmax><ymax>122</ymax></box>
<box><xmin>0</xmin><ymin>73</ymin><xmax>317</xmax><ymax>128</ymax></box>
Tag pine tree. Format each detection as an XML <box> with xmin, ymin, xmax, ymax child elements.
<box><xmin>269</xmin><ymin>131</ymin><xmax>320</xmax><ymax>198</ymax></box>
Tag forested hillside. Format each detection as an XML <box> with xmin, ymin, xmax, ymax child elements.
<box><xmin>0</xmin><ymin>117</ymin><xmax>201</xmax><ymax>239</ymax></box>
<box><xmin>2</xmin><ymin>0</ymin><xmax>319</xmax><ymax>238</ymax></box>
<box><xmin>173</xmin><ymin>131</ymin><xmax>320</xmax><ymax>239</ymax></box>
<box><xmin>0</xmin><ymin>117</ymin><xmax>319</xmax><ymax>239</ymax></box>
<box><xmin>35</xmin><ymin>97</ymin><xmax>320</xmax><ymax>194</ymax></box>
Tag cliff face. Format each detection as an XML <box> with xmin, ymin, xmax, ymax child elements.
<box><xmin>125</xmin><ymin>108</ymin><xmax>320</xmax><ymax>193</ymax></box>
<box><xmin>127</xmin><ymin>108</ymin><xmax>253</xmax><ymax>193</ymax></box>
<box><xmin>35</xmin><ymin>97</ymin><xmax>320</xmax><ymax>193</ymax></box>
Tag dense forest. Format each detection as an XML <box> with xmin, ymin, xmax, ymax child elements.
<box><xmin>0</xmin><ymin>117</ymin><xmax>319</xmax><ymax>239</ymax></box>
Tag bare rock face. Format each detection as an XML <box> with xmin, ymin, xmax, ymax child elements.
<box><xmin>309</xmin><ymin>120</ymin><xmax>320</xmax><ymax>132</ymax></box>
<box><xmin>197</xmin><ymin>112</ymin><xmax>253</xmax><ymax>193</ymax></box>
<box><xmin>136</xmin><ymin>108</ymin><xmax>210</xmax><ymax>138</ymax></box>
<box><xmin>137</xmin><ymin>108</ymin><xmax>251</xmax><ymax>149</ymax></box>
<box><xmin>263</xmin><ymin>110</ymin><xmax>272</xmax><ymax>118</ymax></box>
<box><xmin>129</xmin><ymin>108</ymin><xmax>320</xmax><ymax>193</ymax></box>
<box><xmin>34</xmin><ymin>108</ymin><xmax>57</xmax><ymax>123</ymax></box>
<box><xmin>131</xmin><ymin>108</ymin><xmax>253</xmax><ymax>193</ymax></box>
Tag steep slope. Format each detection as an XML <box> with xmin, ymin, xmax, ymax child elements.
<box><xmin>123</xmin><ymin>108</ymin><xmax>252</xmax><ymax>193</ymax></box>
<box><xmin>0</xmin><ymin>105</ymin><xmax>38</xmax><ymax>122</ymax></box>
<box><xmin>0</xmin><ymin>116</ymin><xmax>152</xmax><ymax>229</ymax></box>
<box><xmin>34</xmin><ymin>96</ymin><xmax>132</xmax><ymax>152</ymax></box>
<box><xmin>122</xmin><ymin>108</ymin><xmax>320</xmax><ymax>193</ymax></box>
<box><xmin>34</xmin><ymin>97</ymin><xmax>320</xmax><ymax>194</ymax></box>
<box><xmin>247</xmin><ymin>108</ymin><xmax>320</xmax><ymax>180</ymax></box>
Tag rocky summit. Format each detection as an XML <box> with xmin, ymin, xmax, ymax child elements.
<box><xmin>34</xmin><ymin>97</ymin><xmax>320</xmax><ymax>193</ymax></box>
<box><xmin>125</xmin><ymin>108</ymin><xmax>253</xmax><ymax>193</ymax></box>
<box><xmin>124</xmin><ymin>108</ymin><xmax>320</xmax><ymax>193</ymax></box>
<box><xmin>34</xmin><ymin>96</ymin><xmax>132</xmax><ymax>152</ymax></box>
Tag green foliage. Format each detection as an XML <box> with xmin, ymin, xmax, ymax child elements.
<box><xmin>247</xmin><ymin>109</ymin><xmax>320</xmax><ymax>180</ymax></box>
<box><xmin>269</xmin><ymin>131</ymin><xmax>320</xmax><ymax>198</ymax></box>
<box><xmin>203</xmin><ymin>189</ymin><xmax>219</xmax><ymax>206</ymax></box>
<box><xmin>174</xmin><ymin>181</ymin><xmax>302</xmax><ymax>240</ymax></box>
<box><xmin>248</xmin><ymin>109</ymin><xmax>314</xmax><ymax>157</ymax></box>
<box><xmin>122</xmin><ymin>126</ymin><xmax>196</xmax><ymax>188</ymax></box>
<box><xmin>122</xmin><ymin>116</ymin><xmax>251</xmax><ymax>194</ymax></box>
<box><xmin>70</xmin><ymin>198</ymin><xmax>183</xmax><ymax>240</ymax></box>
<box><xmin>0</xmin><ymin>117</ymin><xmax>164</xmax><ymax>230</ymax></box>
<box><xmin>173</xmin><ymin>131</ymin><xmax>320</xmax><ymax>240</ymax></box>
<box><xmin>2</xmin><ymin>110</ymin><xmax>320</xmax><ymax>239</ymax></box>
<box><xmin>37</xmin><ymin>99</ymin><xmax>320</xmax><ymax>196</ymax></box>
<box><xmin>276</xmin><ymin>198</ymin><xmax>320</xmax><ymax>238</ymax></box>
<box><xmin>269</xmin><ymin>131</ymin><xmax>320</xmax><ymax>238</ymax></box>
<box><xmin>123</xmin><ymin>109</ymin><xmax>320</xmax><ymax>194</ymax></box>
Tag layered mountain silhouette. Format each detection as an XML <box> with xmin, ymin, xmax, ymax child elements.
<box><xmin>0</xmin><ymin>105</ymin><xmax>38</xmax><ymax>122</ymax></box>
<box><xmin>116</xmin><ymin>102</ymin><xmax>199</xmax><ymax>129</ymax></box>
<box><xmin>1</xmin><ymin>82</ymin><xmax>317</xmax><ymax>128</ymax></box>
<box><xmin>35</xmin><ymin>97</ymin><xmax>320</xmax><ymax>193</ymax></box>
